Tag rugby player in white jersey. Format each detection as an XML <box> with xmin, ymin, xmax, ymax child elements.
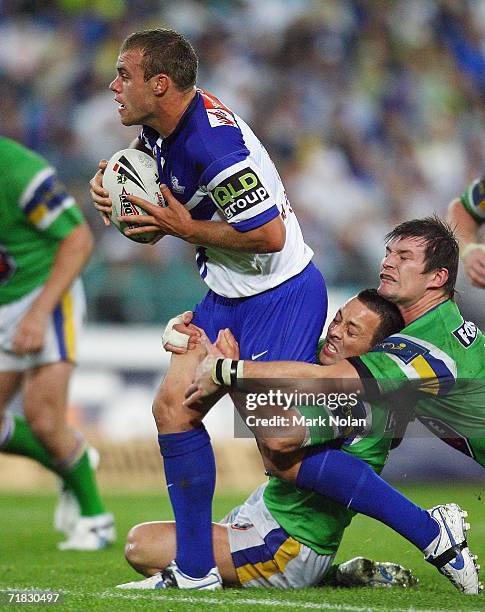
<box><xmin>90</xmin><ymin>28</ymin><xmax>327</xmax><ymax>589</ymax></box>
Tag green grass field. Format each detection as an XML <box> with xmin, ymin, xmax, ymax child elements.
<box><xmin>0</xmin><ymin>484</ymin><xmax>483</xmax><ymax>611</ymax></box>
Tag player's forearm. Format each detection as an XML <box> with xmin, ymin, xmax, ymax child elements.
<box><xmin>183</xmin><ymin>216</ymin><xmax>285</xmax><ymax>253</ymax></box>
<box><xmin>29</xmin><ymin>224</ymin><xmax>94</xmax><ymax>316</ymax></box>
<box><xmin>447</xmin><ymin>198</ymin><xmax>480</xmax><ymax>249</ymax></box>
<box><xmin>235</xmin><ymin>359</ymin><xmax>364</xmax><ymax>394</ymax></box>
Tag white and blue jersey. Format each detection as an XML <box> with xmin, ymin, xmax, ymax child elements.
<box><xmin>140</xmin><ymin>89</ymin><xmax>313</xmax><ymax>299</ymax></box>
<box><xmin>141</xmin><ymin>89</ymin><xmax>326</xmax><ymax>362</ymax></box>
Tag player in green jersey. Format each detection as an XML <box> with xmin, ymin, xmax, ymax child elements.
<box><xmin>448</xmin><ymin>177</ymin><xmax>485</xmax><ymax>288</ymax></box>
<box><xmin>188</xmin><ymin>217</ymin><xmax>483</xmax><ymax>594</ymax></box>
<box><xmin>0</xmin><ymin>137</ymin><xmax>115</xmax><ymax>550</ymax></box>
<box><xmin>119</xmin><ymin>291</ymin><xmax>416</xmax><ymax>589</ymax></box>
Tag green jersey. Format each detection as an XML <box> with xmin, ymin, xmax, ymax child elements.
<box><xmin>354</xmin><ymin>300</ymin><xmax>485</xmax><ymax>466</ymax></box>
<box><xmin>0</xmin><ymin>138</ymin><xmax>84</xmax><ymax>305</ymax></box>
<box><xmin>263</xmin><ymin>338</ymin><xmax>396</xmax><ymax>555</ymax></box>
<box><xmin>263</xmin><ymin>414</ymin><xmax>392</xmax><ymax>556</ymax></box>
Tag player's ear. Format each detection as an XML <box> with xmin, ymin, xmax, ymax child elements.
<box><xmin>152</xmin><ymin>74</ymin><xmax>169</xmax><ymax>96</ymax></box>
<box><xmin>429</xmin><ymin>267</ymin><xmax>449</xmax><ymax>290</ymax></box>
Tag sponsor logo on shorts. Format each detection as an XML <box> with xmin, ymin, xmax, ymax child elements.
<box><xmin>211</xmin><ymin>168</ymin><xmax>269</xmax><ymax>220</ymax></box>
<box><xmin>231</xmin><ymin>522</ymin><xmax>252</xmax><ymax>531</ymax></box>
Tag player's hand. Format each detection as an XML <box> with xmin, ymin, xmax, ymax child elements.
<box><xmin>89</xmin><ymin>160</ymin><xmax>112</xmax><ymax>227</ymax></box>
<box><xmin>120</xmin><ymin>184</ymin><xmax>195</xmax><ymax>240</ymax></box>
<box><xmin>12</xmin><ymin>310</ymin><xmax>49</xmax><ymax>355</ymax></box>
<box><xmin>162</xmin><ymin>311</ymin><xmax>203</xmax><ymax>354</ymax></box>
<box><xmin>462</xmin><ymin>244</ymin><xmax>485</xmax><ymax>288</ymax></box>
<box><xmin>214</xmin><ymin>328</ymin><xmax>240</xmax><ymax>360</ymax></box>
<box><xmin>184</xmin><ymin>352</ymin><xmax>220</xmax><ymax>407</ymax></box>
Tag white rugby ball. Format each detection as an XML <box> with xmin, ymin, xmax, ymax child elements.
<box><xmin>103</xmin><ymin>148</ymin><xmax>164</xmax><ymax>244</ymax></box>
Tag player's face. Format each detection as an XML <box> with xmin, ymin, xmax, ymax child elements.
<box><xmin>319</xmin><ymin>297</ymin><xmax>381</xmax><ymax>365</ymax></box>
<box><xmin>109</xmin><ymin>48</ymin><xmax>156</xmax><ymax>126</ymax></box>
<box><xmin>378</xmin><ymin>237</ymin><xmax>436</xmax><ymax>306</ymax></box>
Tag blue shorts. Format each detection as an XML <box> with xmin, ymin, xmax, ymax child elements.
<box><xmin>192</xmin><ymin>263</ymin><xmax>327</xmax><ymax>363</ymax></box>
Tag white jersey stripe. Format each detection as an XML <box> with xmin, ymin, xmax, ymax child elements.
<box><xmin>19</xmin><ymin>167</ymin><xmax>56</xmax><ymax>211</ymax></box>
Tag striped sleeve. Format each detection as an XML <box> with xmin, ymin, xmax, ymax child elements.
<box><xmin>358</xmin><ymin>334</ymin><xmax>457</xmax><ymax>397</ymax></box>
<box><xmin>460</xmin><ymin>178</ymin><xmax>485</xmax><ymax>223</ymax></box>
<box><xmin>19</xmin><ymin>169</ymin><xmax>84</xmax><ymax>238</ymax></box>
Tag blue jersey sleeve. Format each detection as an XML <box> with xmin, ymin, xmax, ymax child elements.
<box><xmin>190</xmin><ymin>123</ymin><xmax>280</xmax><ymax>232</ymax></box>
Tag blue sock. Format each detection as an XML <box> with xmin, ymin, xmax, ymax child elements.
<box><xmin>296</xmin><ymin>447</ymin><xmax>439</xmax><ymax>550</ymax></box>
<box><xmin>158</xmin><ymin>426</ymin><xmax>216</xmax><ymax>578</ymax></box>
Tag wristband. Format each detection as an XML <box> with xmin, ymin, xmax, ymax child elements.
<box><xmin>211</xmin><ymin>358</ymin><xmax>244</xmax><ymax>387</ymax></box>
<box><xmin>460</xmin><ymin>243</ymin><xmax>485</xmax><ymax>261</ymax></box>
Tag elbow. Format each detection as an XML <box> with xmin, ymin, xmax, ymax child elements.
<box><xmin>263</xmin><ymin>238</ymin><xmax>284</xmax><ymax>253</ymax></box>
<box><xmin>72</xmin><ymin>224</ymin><xmax>95</xmax><ymax>259</ymax></box>
<box><xmin>261</xmin><ymin>221</ymin><xmax>286</xmax><ymax>253</ymax></box>
<box><xmin>268</xmin><ymin>233</ymin><xmax>285</xmax><ymax>253</ymax></box>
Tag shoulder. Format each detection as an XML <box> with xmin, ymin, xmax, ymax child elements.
<box><xmin>1</xmin><ymin>139</ymin><xmax>53</xmax><ymax>207</ymax></box>
<box><xmin>186</xmin><ymin>90</ymin><xmax>247</xmax><ymax>167</ymax></box>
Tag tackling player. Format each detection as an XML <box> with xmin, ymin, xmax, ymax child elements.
<box><xmin>119</xmin><ymin>290</ymin><xmax>417</xmax><ymax>589</ymax></box>
<box><xmin>89</xmin><ymin>28</ymin><xmax>327</xmax><ymax>589</ymax></box>
<box><xmin>188</xmin><ymin>217</ymin><xmax>484</xmax><ymax>594</ymax></box>
<box><xmin>0</xmin><ymin>137</ymin><xmax>115</xmax><ymax>550</ymax></box>
<box><xmin>447</xmin><ymin>177</ymin><xmax>485</xmax><ymax>288</ymax></box>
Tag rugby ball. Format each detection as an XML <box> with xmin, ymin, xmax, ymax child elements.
<box><xmin>103</xmin><ymin>148</ymin><xmax>164</xmax><ymax>244</ymax></box>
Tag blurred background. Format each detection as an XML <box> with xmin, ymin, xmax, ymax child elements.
<box><xmin>0</xmin><ymin>0</ymin><xmax>483</xmax><ymax>489</ymax></box>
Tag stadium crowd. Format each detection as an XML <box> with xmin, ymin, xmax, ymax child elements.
<box><xmin>1</xmin><ymin>0</ymin><xmax>483</xmax><ymax>323</ymax></box>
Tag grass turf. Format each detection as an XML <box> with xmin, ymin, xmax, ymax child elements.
<box><xmin>0</xmin><ymin>484</ymin><xmax>483</xmax><ymax>611</ymax></box>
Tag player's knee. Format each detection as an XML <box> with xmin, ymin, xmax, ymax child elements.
<box><xmin>153</xmin><ymin>388</ymin><xmax>202</xmax><ymax>432</ymax></box>
<box><xmin>28</xmin><ymin>413</ymin><xmax>59</xmax><ymax>442</ymax></box>
<box><xmin>124</xmin><ymin>525</ymin><xmax>148</xmax><ymax>572</ymax></box>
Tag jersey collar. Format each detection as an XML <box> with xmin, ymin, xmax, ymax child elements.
<box><xmin>162</xmin><ymin>91</ymin><xmax>200</xmax><ymax>145</ymax></box>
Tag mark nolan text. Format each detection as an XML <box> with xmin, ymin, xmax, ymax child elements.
<box><xmin>245</xmin><ymin>414</ymin><xmax>367</xmax><ymax>428</ymax></box>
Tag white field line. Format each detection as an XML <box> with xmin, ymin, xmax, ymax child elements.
<box><xmin>1</xmin><ymin>587</ymin><xmax>481</xmax><ymax>612</ymax></box>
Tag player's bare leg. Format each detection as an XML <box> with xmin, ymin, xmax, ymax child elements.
<box><xmin>20</xmin><ymin>362</ymin><xmax>114</xmax><ymax>550</ymax></box>
<box><xmin>0</xmin><ymin>371</ymin><xmax>22</xmax><ymax>444</ymax></box>
<box><xmin>122</xmin><ymin>521</ymin><xmax>239</xmax><ymax>586</ymax></box>
<box><xmin>23</xmin><ymin>362</ymin><xmax>78</xmax><ymax>460</ymax></box>
<box><xmin>152</xmin><ymin>343</ymin><xmax>225</xmax><ymax>588</ymax></box>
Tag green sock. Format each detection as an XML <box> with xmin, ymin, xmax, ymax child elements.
<box><xmin>61</xmin><ymin>450</ymin><xmax>105</xmax><ymax>517</ymax></box>
<box><xmin>2</xmin><ymin>415</ymin><xmax>105</xmax><ymax>517</ymax></box>
<box><xmin>3</xmin><ymin>414</ymin><xmax>54</xmax><ymax>469</ymax></box>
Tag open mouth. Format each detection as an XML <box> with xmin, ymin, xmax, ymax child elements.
<box><xmin>380</xmin><ymin>273</ymin><xmax>396</xmax><ymax>282</ymax></box>
<box><xmin>323</xmin><ymin>340</ymin><xmax>339</xmax><ymax>356</ymax></box>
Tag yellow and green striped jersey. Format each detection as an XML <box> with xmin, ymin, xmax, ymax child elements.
<box><xmin>355</xmin><ymin>300</ymin><xmax>485</xmax><ymax>465</ymax></box>
<box><xmin>0</xmin><ymin>137</ymin><xmax>84</xmax><ymax>305</ymax></box>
